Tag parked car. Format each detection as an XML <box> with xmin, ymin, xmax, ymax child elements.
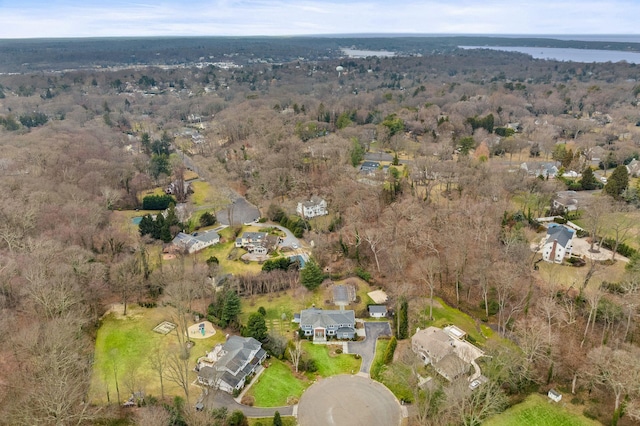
<box><xmin>469</xmin><ymin>379</ymin><xmax>481</xmax><ymax>390</ymax></box>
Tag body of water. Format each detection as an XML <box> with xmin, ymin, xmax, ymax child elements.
<box><xmin>341</xmin><ymin>48</ymin><xmax>396</xmax><ymax>58</ymax></box>
<box><xmin>459</xmin><ymin>45</ymin><xmax>640</xmax><ymax>64</ymax></box>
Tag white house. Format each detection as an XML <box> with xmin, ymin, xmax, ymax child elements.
<box><xmin>196</xmin><ymin>336</ymin><xmax>267</xmax><ymax>393</ymax></box>
<box><xmin>234</xmin><ymin>232</ymin><xmax>277</xmax><ymax>254</ymax></box>
<box><xmin>542</xmin><ymin>224</ymin><xmax>574</xmax><ymax>264</ymax></box>
<box><xmin>297</xmin><ymin>196</ymin><xmax>328</xmax><ymax>219</ymax></box>
<box><xmin>368</xmin><ymin>305</ymin><xmax>388</xmax><ymax>318</ymax></box>
<box><xmin>172</xmin><ymin>231</ymin><xmax>220</xmax><ymax>254</ymax></box>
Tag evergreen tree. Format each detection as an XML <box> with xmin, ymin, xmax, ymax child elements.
<box><xmin>604</xmin><ymin>165</ymin><xmax>629</xmax><ymax>199</ymax></box>
<box><xmin>396</xmin><ymin>297</ymin><xmax>409</xmax><ymax>339</ymax></box>
<box><xmin>300</xmin><ymin>258</ymin><xmax>324</xmax><ymax>291</ymax></box>
<box><xmin>138</xmin><ymin>214</ymin><xmax>155</xmax><ymax>237</ymax></box>
<box><xmin>349</xmin><ymin>137</ymin><xmax>365</xmax><ymax>167</ymax></box>
<box><xmin>245</xmin><ymin>312</ymin><xmax>268</xmax><ymax>342</ymax></box>
<box><xmin>580</xmin><ymin>166</ymin><xmax>598</xmax><ymax>190</ymax></box>
<box><xmin>221</xmin><ymin>291</ymin><xmax>241</xmax><ymax>328</ymax></box>
<box><xmin>272</xmin><ymin>411</ymin><xmax>283</xmax><ymax>426</ymax></box>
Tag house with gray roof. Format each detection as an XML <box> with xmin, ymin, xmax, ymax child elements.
<box><xmin>172</xmin><ymin>230</ymin><xmax>220</xmax><ymax>254</ymax></box>
<box><xmin>299</xmin><ymin>308</ymin><xmax>356</xmax><ymax>342</ymax></box>
<box><xmin>552</xmin><ymin>191</ymin><xmax>579</xmax><ymax>213</ymax></box>
<box><xmin>360</xmin><ymin>161</ymin><xmax>381</xmax><ymax>175</ymax></box>
<box><xmin>297</xmin><ymin>196</ymin><xmax>328</xmax><ymax>219</ymax></box>
<box><xmin>520</xmin><ymin>161</ymin><xmax>560</xmax><ymax>178</ymax></box>
<box><xmin>542</xmin><ymin>224</ymin><xmax>574</xmax><ymax>264</ymax></box>
<box><xmin>196</xmin><ymin>336</ymin><xmax>267</xmax><ymax>394</ymax></box>
<box><xmin>368</xmin><ymin>305</ymin><xmax>388</xmax><ymax>318</ymax></box>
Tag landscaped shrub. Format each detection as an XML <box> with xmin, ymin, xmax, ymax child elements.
<box><xmin>142</xmin><ymin>194</ymin><xmax>176</xmax><ymax>210</ymax></box>
<box><xmin>199</xmin><ymin>211</ymin><xmax>217</xmax><ymax>227</ymax></box>
<box><xmin>576</xmin><ymin>229</ymin><xmax>589</xmax><ymax>238</ymax></box>
<box><xmin>354</xmin><ymin>267</ymin><xmax>371</xmax><ymax>282</ymax></box>
<box><xmin>383</xmin><ymin>336</ymin><xmax>397</xmax><ymax>364</ymax></box>
<box><xmin>600</xmin><ymin>238</ymin><xmax>637</xmax><ymax>258</ymax></box>
<box><xmin>566</xmin><ymin>256</ymin><xmax>586</xmax><ymax>267</ymax></box>
<box><xmin>301</xmin><ymin>359</ymin><xmax>317</xmax><ymax>373</ymax></box>
<box><xmin>262</xmin><ymin>257</ymin><xmax>293</xmax><ymax>272</ymax></box>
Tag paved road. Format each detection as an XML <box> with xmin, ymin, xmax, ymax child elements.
<box><xmin>216</xmin><ymin>197</ymin><xmax>261</xmax><ymax>226</ymax></box>
<box><xmin>297</xmin><ymin>375</ymin><xmax>402</xmax><ymax>426</ymax></box>
<box><xmin>202</xmin><ymin>389</ymin><xmax>294</xmax><ymax>417</ymax></box>
<box><xmin>252</xmin><ymin>222</ymin><xmax>300</xmax><ymax>248</ymax></box>
<box><xmin>348</xmin><ymin>322</ymin><xmax>392</xmax><ymax>375</ymax></box>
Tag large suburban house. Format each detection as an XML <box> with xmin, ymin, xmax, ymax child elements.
<box><xmin>359</xmin><ymin>161</ymin><xmax>381</xmax><ymax>175</ymax></box>
<box><xmin>196</xmin><ymin>336</ymin><xmax>267</xmax><ymax>394</ymax></box>
<box><xmin>552</xmin><ymin>191</ymin><xmax>579</xmax><ymax>213</ymax></box>
<box><xmin>235</xmin><ymin>231</ymin><xmax>278</xmax><ymax>255</ymax></box>
<box><xmin>412</xmin><ymin>326</ymin><xmax>483</xmax><ymax>382</ymax></box>
<box><xmin>542</xmin><ymin>224</ymin><xmax>574</xmax><ymax>264</ymax></box>
<box><xmin>171</xmin><ymin>231</ymin><xmax>220</xmax><ymax>254</ymax></box>
<box><xmin>297</xmin><ymin>196</ymin><xmax>328</xmax><ymax>219</ymax></box>
<box><xmin>520</xmin><ymin>161</ymin><xmax>560</xmax><ymax>178</ymax></box>
<box><xmin>299</xmin><ymin>308</ymin><xmax>356</xmax><ymax>342</ymax></box>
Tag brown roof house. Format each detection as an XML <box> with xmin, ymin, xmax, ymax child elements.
<box><xmin>411</xmin><ymin>326</ymin><xmax>484</xmax><ymax>381</ymax></box>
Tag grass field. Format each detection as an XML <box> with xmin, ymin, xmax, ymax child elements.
<box><xmin>574</xmin><ymin>209</ymin><xmax>640</xmax><ymax>252</ymax></box>
<box><xmin>536</xmin><ymin>254</ymin><xmax>627</xmax><ymax>290</ymax></box>
<box><xmin>190</xmin><ymin>181</ymin><xmax>218</xmax><ymax>207</ymax></box>
<box><xmin>238</xmin><ymin>277</ymin><xmax>375</xmax><ymax>336</ymax></box>
<box><xmin>421</xmin><ymin>297</ymin><xmax>494</xmax><ymax>345</ymax></box>
<box><xmin>245</xmin><ymin>358</ymin><xmax>310</xmax><ymax>407</ymax></box>
<box><xmin>89</xmin><ymin>305</ymin><xmax>224</xmax><ymax>404</ymax></box>
<box><xmin>302</xmin><ymin>341</ymin><xmax>361</xmax><ymax>377</ymax></box>
<box><xmin>483</xmin><ymin>394</ymin><xmax>601</xmax><ymax>426</ymax></box>
<box><xmin>248</xmin><ymin>416</ymin><xmax>296</xmax><ymax>426</ymax></box>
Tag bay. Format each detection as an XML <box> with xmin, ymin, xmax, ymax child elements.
<box><xmin>459</xmin><ymin>45</ymin><xmax>640</xmax><ymax>64</ymax></box>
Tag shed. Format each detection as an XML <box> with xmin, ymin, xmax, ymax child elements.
<box><xmin>548</xmin><ymin>389</ymin><xmax>562</xmax><ymax>402</ymax></box>
<box><xmin>368</xmin><ymin>305</ymin><xmax>388</xmax><ymax>318</ymax></box>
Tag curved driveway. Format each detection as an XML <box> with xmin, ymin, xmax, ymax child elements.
<box><xmin>348</xmin><ymin>322</ymin><xmax>392</xmax><ymax>374</ymax></box>
<box><xmin>203</xmin><ymin>389</ymin><xmax>294</xmax><ymax>417</ymax></box>
<box><xmin>297</xmin><ymin>375</ymin><xmax>402</xmax><ymax>426</ymax></box>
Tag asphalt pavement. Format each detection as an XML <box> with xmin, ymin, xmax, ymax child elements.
<box><xmin>348</xmin><ymin>322</ymin><xmax>392</xmax><ymax>375</ymax></box>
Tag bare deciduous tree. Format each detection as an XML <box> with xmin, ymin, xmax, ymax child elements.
<box><xmin>288</xmin><ymin>339</ymin><xmax>304</xmax><ymax>373</ymax></box>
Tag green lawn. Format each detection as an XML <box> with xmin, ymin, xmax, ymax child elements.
<box><xmin>422</xmin><ymin>297</ymin><xmax>493</xmax><ymax>345</ymax></box>
<box><xmin>483</xmin><ymin>394</ymin><xmax>601</xmax><ymax>426</ymax></box>
<box><xmin>239</xmin><ymin>290</ymin><xmax>326</xmax><ymax>334</ymax></box>
<box><xmin>90</xmin><ymin>305</ymin><xmax>224</xmax><ymax>404</ymax></box>
<box><xmin>536</xmin><ymin>254</ymin><xmax>627</xmax><ymax>291</ymax></box>
<box><xmin>190</xmin><ymin>181</ymin><xmax>217</xmax><ymax>207</ymax></box>
<box><xmin>302</xmin><ymin>342</ymin><xmax>361</xmax><ymax>377</ymax></box>
<box><xmin>245</xmin><ymin>359</ymin><xmax>309</xmax><ymax>407</ymax></box>
<box><xmin>248</xmin><ymin>416</ymin><xmax>296</xmax><ymax>426</ymax></box>
<box><xmin>574</xmin><ymin>209</ymin><xmax>640</xmax><ymax>252</ymax></box>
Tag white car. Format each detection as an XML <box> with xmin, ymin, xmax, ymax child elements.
<box><xmin>469</xmin><ymin>380</ymin><xmax>481</xmax><ymax>390</ymax></box>
<box><xmin>292</xmin><ymin>243</ymin><xmax>298</xmax><ymax>249</ymax></box>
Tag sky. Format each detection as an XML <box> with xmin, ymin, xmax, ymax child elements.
<box><xmin>0</xmin><ymin>0</ymin><xmax>639</xmax><ymax>39</ymax></box>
